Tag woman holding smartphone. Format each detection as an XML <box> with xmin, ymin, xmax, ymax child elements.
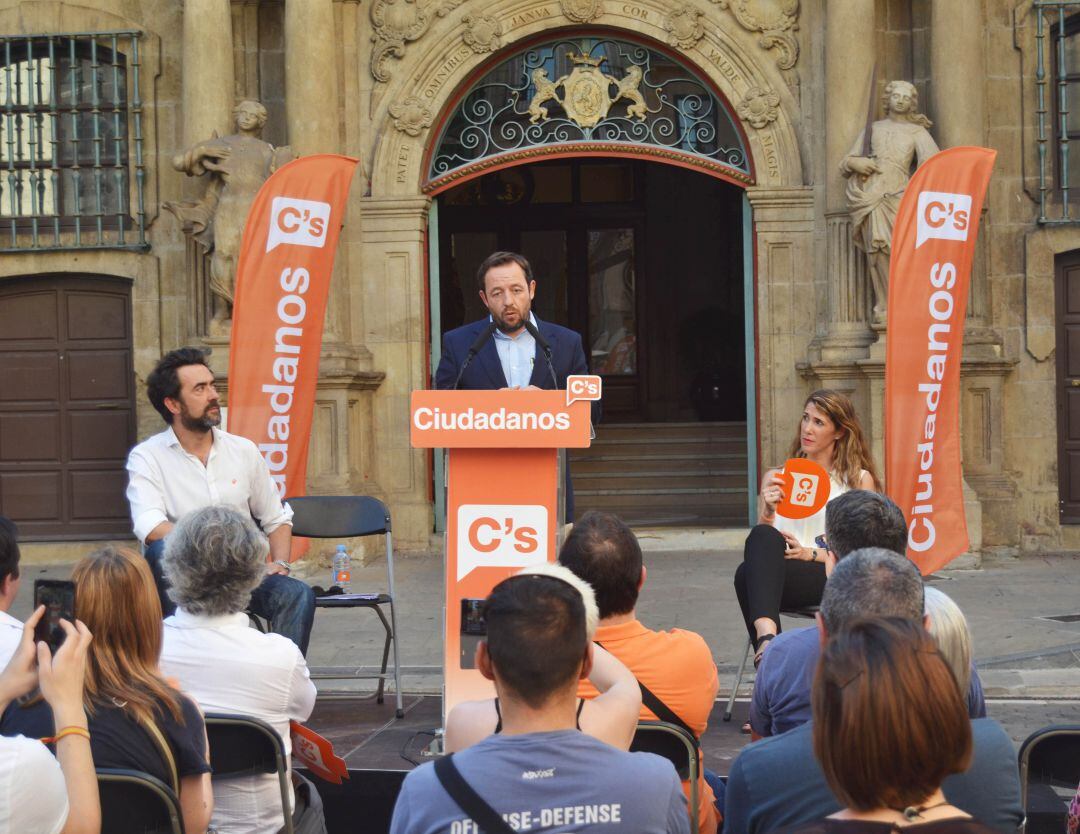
<box><xmin>733</xmin><ymin>389</ymin><xmax>880</xmax><ymax>667</ymax></box>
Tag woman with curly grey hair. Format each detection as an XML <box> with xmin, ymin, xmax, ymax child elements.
<box><xmin>160</xmin><ymin>505</ymin><xmax>319</xmax><ymax>834</ymax></box>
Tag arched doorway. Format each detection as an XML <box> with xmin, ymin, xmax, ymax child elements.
<box><xmin>425</xmin><ymin>35</ymin><xmax>753</xmax><ymax>526</ymax></box>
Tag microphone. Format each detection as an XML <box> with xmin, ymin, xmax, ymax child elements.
<box><xmin>524</xmin><ymin>319</ymin><xmax>558</xmax><ymax>390</ymax></box>
<box><xmin>450</xmin><ymin>321</ymin><xmax>497</xmax><ymax>390</ymax></box>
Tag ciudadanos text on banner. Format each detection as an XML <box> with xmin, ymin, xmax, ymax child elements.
<box><xmin>227</xmin><ymin>154</ymin><xmax>359</xmax><ymax>528</ymax></box>
<box><xmin>885</xmin><ymin>146</ymin><xmax>996</xmax><ymax>575</ymax></box>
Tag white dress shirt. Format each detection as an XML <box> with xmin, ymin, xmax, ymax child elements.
<box><xmin>125</xmin><ymin>426</ymin><xmax>292</xmax><ymax>544</ymax></box>
<box><xmin>0</xmin><ymin>735</ymin><xmax>69</xmax><ymax>834</ymax></box>
<box><xmin>0</xmin><ymin>609</ymin><xmax>22</xmax><ymax>669</ymax></box>
<box><xmin>161</xmin><ymin>609</ymin><xmax>317</xmax><ymax>834</ymax></box>
<box><xmin>492</xmin><ymin>313</ymin><xmax>537</xmax><ymax>389</ymax></box>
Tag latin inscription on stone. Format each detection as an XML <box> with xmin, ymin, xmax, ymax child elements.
<box><xmin>759</xmin><ymin>131</ymin><xmax>780</xmax><ymax>180</ymax></box>
<box><xmin>422</xmin><ymin>44</ymin><xmax>474</xmax><ymax>102</ymax></box>
<box><xmin>707</xmin><ymin>49</ymin><xmax>743</xmax><ymax>85</ymax></box>
<box><xmin>622</xmin><ymin>4</ymin><xmax>648</xmax><ymax>19</ymax></box>
<box><xmin>509</xmin><ymin>7</ymin><xmax>553</xmax><ymax>29</ymax></box>
<box><xmin>396</xmin><ymin>144</ymin><xmax>411</xmax><ymax>184</ymax></box>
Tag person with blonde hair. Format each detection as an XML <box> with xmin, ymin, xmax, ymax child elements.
<box><xmin>0</xmin><ymin>546</ymin><xmax>212</xmax><ymax>834</ymax></box>
<box><xmin>924</xmin><ymin>586</ymin><xmax>986</xmax><ymax>718</ymax></box>
<box><xmin>734</xmin><ymin>389</ymin><xmax>881</xmax><ymax>667</ymax></box>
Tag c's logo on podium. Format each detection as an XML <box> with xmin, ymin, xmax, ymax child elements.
<box><xmin>456</xmin><ymin>504</ymin><xmax>547</xmax><ymax>580</ymax></box>
<box><xmin>567</xmin><ymin>375</ymin><xmax>602</xmax><ymax>405</ymax></box>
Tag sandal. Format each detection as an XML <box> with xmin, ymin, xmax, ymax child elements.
<box><xmin>753</xmin><ymin>633</ymin><xmax>776</xmax><ymax>669</ymax></box>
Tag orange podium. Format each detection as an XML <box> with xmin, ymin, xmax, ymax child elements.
<box><xmin>410</xmin><ymin>383</ymin><xmax>599</xmax><ymax>718</ymax></box>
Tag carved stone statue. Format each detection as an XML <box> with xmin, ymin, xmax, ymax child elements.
<box><xmin>165</xmin><ymin>100</ymin><xmax>295</xmax><ymax>333</ymax></box>
<box><xmin>842</xmin><ymin>80</ymin><xmax>939</xmax><ymax>324</ymax></box>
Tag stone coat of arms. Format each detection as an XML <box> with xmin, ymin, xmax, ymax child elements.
<box><xmin>527</xmin><ymin>53</ymin><xmax>648</xmax><ymax>130</ymax></box>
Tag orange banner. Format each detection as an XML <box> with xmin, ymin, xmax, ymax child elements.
<box><xmin>228</xmin><ymin>155</ymin><xmax>359</xmax><ymax>547</ymax></box>
<box><xmin>885</xmin><ymin>147</ymin><xmax>996</xmax><ymax>574</ymax></box>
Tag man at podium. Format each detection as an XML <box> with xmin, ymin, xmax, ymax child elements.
<box><xmin>435</xmin><ymin>250</ymin><xmax>591</xmax><ymax>517</ymax></box>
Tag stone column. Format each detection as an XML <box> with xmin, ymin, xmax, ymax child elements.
<box><xmin>181</xmin><ymin>0</ymin><xmax>234</xmax><ymax>147</ymax></box>
<box><xmin>285</xmin><ymin>0</ymin><xmax>341</xmax><ymax>156</ymax></box>
<box><xmin>931</xmin><ymin>1</ymin><xmax>992</xmax><ymax>331</ymax></box>
<box><xmin>819</xmin><ymin>0</ymin><xmax>877</xmax><ymax>361</ymax></box>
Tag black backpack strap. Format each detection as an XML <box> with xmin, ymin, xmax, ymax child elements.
<box><xmin>434</xmin><ymin>754</ymin><xmax>516</xmax><ymax>834</ymax></box>
<box><xmin>637</xmin><ymin>681</ymin><xmax>697</xmax><ymax>742</ymax></box>
<box><xmin>594</xmin><ymin>640</ymin><xmax>697</xmax><ymax>741</ymax></box>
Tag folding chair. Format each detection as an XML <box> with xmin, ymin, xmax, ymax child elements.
<box><xmin>96</xmin><ymin>768</ymin><xmax>185</xmax><ymax>834</ymax></box>
<box><xmin>286</xmin><ymin>495</ymin><xmax>404</xmax><ymax>718</ymax></box>
<box><xmin>630</xmin><ymin>720</ymin><xmax>700</xmax><ymax>834</ymax></box>
<box><xmin>722</xmin><ymin>605</ymin><xmax>819</xmax><ymax>722</ymax></box>
<box><xmin>1018</xmin><ymin>723</ymin><xmax>1080</xmax><ymax>834</ymax></box>
<box><xmin>203</xmin><ymin>712</ymin><xmax>295</xmax><ymax>834</ymax></box>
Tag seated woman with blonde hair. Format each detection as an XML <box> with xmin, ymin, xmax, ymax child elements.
<box><xmin>769</xmin><ymin>617</ymin><xmax>998</xmax><ymax>833</ymax></box>
<box><xmin>0</xmin><ymin>547</ymin><xmax>212</xmax><ymax>834</ymax></box>
<box><xmin>444</xmin><ymin>562</ymin><xmax>642</xmax><ymax>753</ymax></box>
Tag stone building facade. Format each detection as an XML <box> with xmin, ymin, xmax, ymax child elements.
<box><xmin>0</xmin><ymin>0</ymin><xmax>1076</xmax><ymax>558</ymax></box>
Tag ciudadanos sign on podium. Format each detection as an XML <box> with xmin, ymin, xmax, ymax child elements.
<box><xmin>411</xmin><ymin>380</ymin><xmax>600</xmax><ymax>715</ymax></box>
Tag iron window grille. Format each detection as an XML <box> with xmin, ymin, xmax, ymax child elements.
<box><xmin>0</xmin><ymin>32</ymin><xmax>146</xmax><ymax>251</ymax></box>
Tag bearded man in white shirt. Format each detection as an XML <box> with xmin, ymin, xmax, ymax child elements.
<box><xmin>0</xmin><ymin>518</ymin><xmax>24</xmax><ymax>668</ymax></box>
<box><xmin>161</xmin><ymin>505</ymin><xmax>320</xmax><ymax>834</ymax></box>
<box><xmin>125</xmin><ymin>347</ymin><xmax>315</xmax><ymax>653</ymax></box>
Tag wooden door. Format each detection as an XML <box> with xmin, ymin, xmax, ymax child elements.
<box><xmin>0</xmin><ymin>276</ymin><xmax>136</xmax><ymax>539</ymax></box>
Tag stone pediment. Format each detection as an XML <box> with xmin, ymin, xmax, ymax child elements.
<box><xmin>369</xmin><ymin>0</ymin><xmax>799</xmax><ymax>84</ymax></box>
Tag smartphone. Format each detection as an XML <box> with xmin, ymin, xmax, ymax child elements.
<box><xmin>460</xmin><ymin>598</ymin><xmax>487</xmax><ymax>670</ymax></box>
<box><xmin>33</xmin><ymin>580</ymin><xmax>75</xmax><ymax>654</ymax></box>
<box><xmin>814</xmin><ymin>535</ymin><xmax>828</xmax><ymax>550</ymax></box>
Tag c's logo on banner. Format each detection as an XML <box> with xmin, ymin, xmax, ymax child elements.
<box><xmin>567</xmin><ymin>374</ymin><xmax>602</xmax><ymax>406</ymax></box>
<box><xmin>456</xmin><ymin>504</ymin><xmax>547</xmax><ymax>580</ymax></box>
<box><xmin>776</xmin><ymin>458</ymin><xmax>831</xmax><ymax>521</ymax></box>
<box><xmin>915</xmin><ymin>191</ymin><xmax>972</xmax><ymax>249</ymax></box>
<box><xmin>266</xmin><ymin>196</ymin><xmax>331</xmax><ymax>252</ymax></box>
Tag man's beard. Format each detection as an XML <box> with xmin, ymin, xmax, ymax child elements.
<box><xmin>179</xmin><ymin>404</ymin><xmax>221</xmax><ymax>433</ymax></box>
<box><xmin>493</xmin><ymin>306</ymin><xmax>529</xmax><ymax>334</ymax></box>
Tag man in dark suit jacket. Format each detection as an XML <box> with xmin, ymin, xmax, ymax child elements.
<box><xmin>434</xmin><ymin>251</ymin><xmax>592</xmax><ymax>517</ymax></box>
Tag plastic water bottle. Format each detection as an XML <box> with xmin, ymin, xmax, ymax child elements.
<box><xmin>332</xmin><ymin>544</ymin><xmax>351</xmax><ymax>592</ymax></box>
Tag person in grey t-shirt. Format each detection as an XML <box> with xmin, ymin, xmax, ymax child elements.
<box><xmin>390</xmin><ymin>566</ymin><xmax>689</xmax><ymax>834</ymax></box>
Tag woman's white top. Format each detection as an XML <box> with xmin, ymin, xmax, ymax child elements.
<box><xmin>772</xmin><ymin>470</ymin><xmax>863</xmax><ymax>548</ymax></box>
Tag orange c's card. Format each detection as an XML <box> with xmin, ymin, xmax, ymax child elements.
<box><xmin>776</xmin><ymin>458</ymin><xmax>830</xmax><ymax>520</ymax></box>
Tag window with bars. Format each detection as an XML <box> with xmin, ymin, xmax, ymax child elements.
<box><xmin>0</xmin><ymin>32</ymin><xmax>145</xmax><ymax>250</ymax></box>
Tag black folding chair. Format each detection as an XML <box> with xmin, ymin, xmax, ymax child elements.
<box><xmin>286</xmin><ymin>495</ymin><xmax>404</xmax><ymax>718</ymax></box>
<box><xmin>203</xmin><ymin>713</ymin><xmax>295</xmax><ymax>834</ymax></box>
<box><xmin>723</xmin><ymin>604</ymin><xmax>819</xmax><ymax>722</ymax></box>
<box><xmin>630</xmin><ymin>720</ymin><xmax>700</xmax><ymax>834</ymax></box>
<box><xmin>1018</xmin><ymin>723</ymin><xmax>1080</xmax><ymax>834</ymax></box>
<box><xmin>96</xmin><ymin>768</ymin><xmax>185</xmax><ymax>834</ymax></box>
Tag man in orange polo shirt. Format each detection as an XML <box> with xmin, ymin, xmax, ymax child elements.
<box><xmin>561</xmin><ymin>511</ymin><xmax>720</xmax><ymax>834</ymax></box>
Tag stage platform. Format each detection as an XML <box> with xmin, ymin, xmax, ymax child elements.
<box><xmin>304</xmin><ymin>691</ymin><xmax>1080</xmax><ymax>833</ymax></box>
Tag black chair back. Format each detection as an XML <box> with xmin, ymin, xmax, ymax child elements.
<box><xmin>204</xmin><ymin>713</ymin><xmax>283</xmax><ymax>776</ymax></box>
<box><xmin>1019</xmin><ymin>724</ymin><xmax>1080</xmax><ymax>834</ymax></box>
<box><xmin>286</xmin><ymin>495</ymin><xmax>391</xmax><ymax>538</ymax></box>
<box><xmin>629</xmin><ymin>720</ymin><xmax>699</xmax><ymax>781</ymax></box>
<box><xmin>203</xmin><ymin>713</ymin><xmax>295</xmax><ymax>834</ymax></box>
<box><xmin>97</xmin><ymin>768</ymin><xmax>184</xmax><ymax>834</ymax></box>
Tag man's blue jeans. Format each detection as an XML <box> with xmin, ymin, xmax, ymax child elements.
<box><xmin>143</xmin><ymin>538</ymin><xmax>316</xmax><ymax>655</ymax></box>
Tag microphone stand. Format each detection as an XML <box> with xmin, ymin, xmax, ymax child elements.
<box><xmin>524</xmin><ymin>319</ymin><xmax>559</xmax><ymax>390</ymax></box>
<box><xmin>450</xmin><ymin>322</ymin><xmax>497</xmax><ymax>390</ymax></box>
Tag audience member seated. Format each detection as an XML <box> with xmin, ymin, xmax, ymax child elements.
<box><xmin>924</xmin><ymin>586</ymin><xmax>986</xmax><ymax>719</ymax></box>
<box><xmin>0</xmin><ymin>606</ymin><xmax>98</xmax><ymax>834</ymax></box>
<box><xmin>391</xmin><ymin>569</ymin><xmax>689</xmax><ymax>834</ymax></box>
<box><xmin>0</xmin><ymin>546</ymin><xmax>212</xmax><ymax>834</ymax></box>
<box><xmin>560</xmin><ymin>511</ymin><xmax>721</xmax><ymax>834</ymax></box>
<box><xmin>159</xmin><ymin>505</ymin><xmax>319</xmax><ymax>834</ymax></box>
<box><xmin>444</xmin><ymin>562</ymin><xmax>641</xmax><ymax>753</ymax></box>
<box><xmin>724</xmin><ymin>549</ymin><xmax>1022</xmax><ymax>834</ymax></box>
<box><xmin>750</xmin><ymin>491</ymin><xmax>985</xmax><ymax>737</ymax></box>
<box><xmin>0</xmin><ymin>517</ymin><xmax>23</xmax><ymax>667</ymax></box>
<box><xmin>767</xmin><ymin>617</ymin><xmax>1000</xmax><ymax>834</ymax></box>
